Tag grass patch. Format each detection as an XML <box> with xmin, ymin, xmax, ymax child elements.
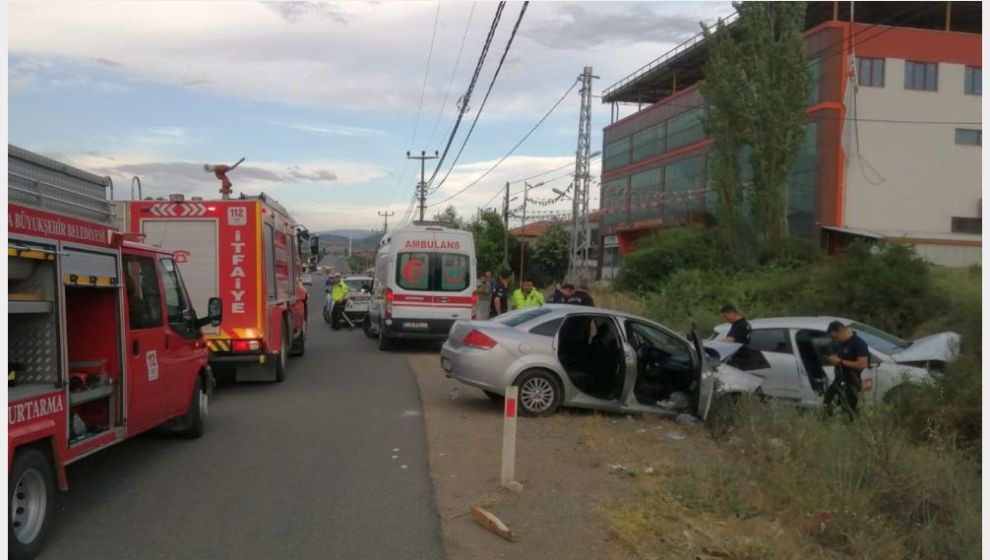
<box><xmin>596</xmin><ymin>234</ymin><xmax>981</xmax><ymax>559</ymax></box>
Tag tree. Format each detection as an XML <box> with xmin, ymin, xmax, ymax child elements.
<box><xmin>530</xmin><ymin>224</ymin><xmax>570</xmax><ymax>285</ymax></box>
<box><xmin>468</xmin><ymin>208</ymin><xmax>518</xmax><ymax>276</ymax></box>
<box><xmin>701</xmin><ymin>2</ymin><xmax>810</xmax><ymax>254</ymax></box>
<box><xmin>431</xmin><ymin>205</ymin><xmax>466</xmax><ymax>229</ymax></box>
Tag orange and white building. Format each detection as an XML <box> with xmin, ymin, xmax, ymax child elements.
<box><xmin>599</xmin><ymin>1</ymin><xmax>981</xmax><ymax>273</ymax></box>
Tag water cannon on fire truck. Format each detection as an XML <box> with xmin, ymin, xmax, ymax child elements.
<box><xmin>204</xmin><ymin>156</ymin><xmax>245</xmax><ymax>200</ymax></box>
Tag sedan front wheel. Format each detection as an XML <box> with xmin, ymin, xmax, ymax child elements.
<box><xmin>514</xmin><ymin>370</ymin><xmax>563</xmax><ymax>416</ymax></box>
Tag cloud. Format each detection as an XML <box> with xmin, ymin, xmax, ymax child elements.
<box><xmin>263</xmin><ymin>1</ymin><xmax>351</xmax><ymax>25</ymax></box>
<box><xmin>9</xmin><ymin>56</ymin><xmax>53</xmax><ymax>91</ymax></box>
<box><xmin>522</xmin><ymin>3</ymin><xmax>712</xmax><ymax>50</ymax></box>
<box><xmin>94</xmin><ymin>57</ymin><xmax>121</xmax><ymax>67</ymax></box>
<box><xmin>256</xmin><ymin>119</ymin><xmax>389</xmax><ymax>138</ymax></box>
<box><xmin>7</xmin><ymin>2</ymin><xmax>732</xmax><ymax>116</ymax></box>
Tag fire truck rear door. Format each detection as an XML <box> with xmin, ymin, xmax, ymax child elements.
<box><xmin>141</xmin><ymin>219</ymin><xmax>219</xmax><ymax>332</ymax></box>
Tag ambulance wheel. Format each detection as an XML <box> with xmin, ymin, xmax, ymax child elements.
<box><xmin>179</xmin><ymin>375</ymin><xmax>207</xmax><ymax>439</ymax></box>
<box><xmin>9</xmin><ymin>447</ymin><xmax>54</xmax><ymax>560</ymax></box>
<box><xmin>275</xmin><ymin>320</ymin><xmax>289</xmax><ymax>382</ymax></box>
<box><xmin>363</xmin><ymin>316</ymin><xmax>376</xmax><ymax>339</ymax></box>
<box><xmin>378</xmin><ymin>320</ymin><xmax>394</xmax><ymax>351</ymax></box>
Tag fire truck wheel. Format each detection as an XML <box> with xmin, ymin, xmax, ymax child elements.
<box><xmin>275</xmin><ymin>320</ymin><xmax>289</xmax><ymax>382</ymax></box>
<box><xmin>290</xmin><ymin>320</ymin><xmax>306</xmax><ymax>357</ymax></box>
<box><xmin>9</xmin><ymin>447</ymin><xmax>55</xmax><ymax>560</ymax></box>
<box><xmin>179</xmin><ymin>375</ymin><xmax>208</xmax><ymax>439</ymax></box>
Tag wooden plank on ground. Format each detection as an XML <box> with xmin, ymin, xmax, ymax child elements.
<box><xmin>470</xmin><ymin>505</ymin><xmax>515</xmax><ymax>542</ymax></box>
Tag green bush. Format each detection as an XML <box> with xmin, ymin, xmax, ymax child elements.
<box><xmin>613</xmin><ymin>228</ymin><xmax>734</xmax><ymax>292</ymax></box>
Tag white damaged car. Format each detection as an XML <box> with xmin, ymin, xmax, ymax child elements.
<box><xmin>711</xmin><ymin>316</ymin><xmax>961</xmax><ymax>406</ymax></box>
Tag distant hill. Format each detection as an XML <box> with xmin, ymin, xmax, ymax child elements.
<box><xmin>316</xmin><ymin>229</ymin><xmax>375</xmax><ymax>239</ymax></box>
<box><xmin>314</xmin><ymin>230</ymin><xmax>381</xmax><ymax>252</ymax></box>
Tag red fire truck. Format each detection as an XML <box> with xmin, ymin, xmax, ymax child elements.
<box><xmin>115</xmin><ymin>193</ymin><xmax>310</xmax><ymax>382</ymax></box>
<box><xmin>7</xmin><ymin>145</ymin><xmax>223</xmax><ymax>559</ymax></box>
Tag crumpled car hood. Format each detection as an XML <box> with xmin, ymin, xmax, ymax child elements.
<box><xmin>703</xmin><ymin>340</ymin><xmax>744</xmax><ymax>364</ymax></box>
<box><xmin>892</xmin><ymin>331</ymin><xmax>962</xmax><ymax>363</ymax></box>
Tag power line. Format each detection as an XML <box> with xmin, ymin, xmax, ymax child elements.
<box><xmin>428</xmin><ymin>1</ymin><xmax>530</xmax><ymax>194</ymax></box>
<box><xmin>409</xmin><ymin>0</ymin><xmax>442</xmax><ymax>149</ymax></box>
<box><xmin>425</xmin><ymin>2</ymin><xmax>507</xmax><ymax>189</ymax></box>
<box><xmin>386</xmin><ymin>1</ymin><xmax>441</xmax><ymax>208</ymax></box>
<box><xmin>426</xmin><ymin>2</ymin><xmax>477</xmax><ymax>149</ymax></box>
<box><xmin>428</xmin><ymin>77</ymin><xmax>578</xmax><ymax>208</ymax></box>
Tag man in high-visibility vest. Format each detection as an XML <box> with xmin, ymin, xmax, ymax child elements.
<box><xmin>330</xmin><ymin>273</ymin><xmax>349</xmax><ymax>330</ymax></box>
<box><xmin>512</xmin><ymin>277</ymin><xmax>544</xmax><ymax>310</ymax></box>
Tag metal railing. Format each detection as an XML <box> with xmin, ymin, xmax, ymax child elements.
<box><xmin>602</xmin><ymin>12</ymin><xmax>738</xmax><ymax>101</ymax></box>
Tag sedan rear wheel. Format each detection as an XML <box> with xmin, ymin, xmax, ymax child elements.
<box><xmin>515</xmin><ymin>370</ymin><xmax>562</xmax><ymax>416</ymax></box>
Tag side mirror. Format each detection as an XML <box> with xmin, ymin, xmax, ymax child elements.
<box><xmin>207</xmin><ymin>297</ymin><xmax>223</xmax><ymax>327</ymax></box>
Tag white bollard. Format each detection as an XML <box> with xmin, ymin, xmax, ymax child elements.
<box><xmin>500</xmin><ymin>386</ymin><xmax>519</xmax><ymax>488</ymax></box>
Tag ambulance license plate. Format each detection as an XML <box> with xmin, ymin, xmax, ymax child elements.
<box><xmin>404</xmin><ymin>322</ymin><xmax>429</xmax><ymax>329</ymax></box>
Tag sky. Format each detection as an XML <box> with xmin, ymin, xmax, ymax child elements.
<box><xmin>8</xmin><ymin>0</ymin><xmax>732</xmax><ymax>231</ymax></box>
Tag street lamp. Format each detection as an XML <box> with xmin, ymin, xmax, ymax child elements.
<box><xmin>552</xmin><ymin>188</ymin><xmax>573</xmax><ymax>200</ymax></box>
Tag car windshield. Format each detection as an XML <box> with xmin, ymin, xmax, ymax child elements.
<box><xmin>345</xmin><ymin>279</ymin><xmax>370</xmax><ymax>291</ymax></box>
<box><xmin>848</xmin><ymin>321</ymin><xmax>911</xmax><ymax>354</ymax></box>
<box><xmin>491</xmin><ymin>307</ymin><xmax>553</xmax><ymax>327</ymax></box>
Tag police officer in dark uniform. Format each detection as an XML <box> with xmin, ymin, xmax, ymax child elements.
<box><xmin>569</xmin><ymin>282</ymin><xmax>595</xmax><ymax>306</ymax></box>
<box><xmin>719</xmin><ymin>304</ymin><xmax>752</xmax><ymax>345</ymax></box>
<box><xmin>824</xmin><ymin>321</ymin><xmax>870</xmax><ymax>419</ymax></box>
<box><xmin>489</xmin><ymin>270</ymin><xmax>512</xmax><ymax>317</ymax></box>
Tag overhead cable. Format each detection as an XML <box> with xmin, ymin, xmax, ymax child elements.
<box><xmin>424</xmin><ymin>2</ymin><xmax>507</xmax><ymax>189</ymax></box>
<box><xmin>428</xmin><ymin>77</ymin><xmax>578</xmax><ymax>208</ymax></box>
<box><xmin>428</xmin><ymin>1</ymin><xmax>530</xmax><ymax>193</ymax></box>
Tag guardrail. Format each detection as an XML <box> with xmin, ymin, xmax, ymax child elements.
<box><xmin>602</xmin><ymin>13</ymin><xmax>738</xmax><ymax>101</ymax></box>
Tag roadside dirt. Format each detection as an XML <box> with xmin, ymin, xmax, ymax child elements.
<box><xmin>406</xmin><ymin>353</ymin><xmax>729</xmax><ymax>560</ymax></box>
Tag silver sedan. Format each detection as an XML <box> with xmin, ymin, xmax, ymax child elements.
<box><xmin>440</xmin><ymin>305</ymin><xmax>762</xmax><ymax>417</ymax></box>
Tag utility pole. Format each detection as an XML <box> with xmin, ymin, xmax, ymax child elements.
<box><xmin>518</xmin><ymin>182</ymin><xmax>528</xmax><ymax>280</ymax></box>
<box><xmin>570</xmin><ymin>66</ymin><xmax>598</xmax><ymax>281</ymax></box>
<box><xmin>502</xmin><ymin>182</ymin><xmax>510</xmax><ymax>270</ymax></box>
<box><xmin>377</xmin><ymin>210</ymin><xmax>395</xmax><ymax>234</ymax></box>
<box><xmin>407</xmin><ymin>150</ymin><xmax>439</xmax><ymax>222</ymax></box>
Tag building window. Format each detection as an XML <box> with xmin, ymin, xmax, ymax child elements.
<box><xmin>965</xmin><ymin>66</ymin><xmax>981</xmax><ymax>95</ymax></box>
<box><xmin>857</xmin><ymin>57</ymin><xmax>885</xmax><ymax>87</ymax></box>
<box><xmin>602</xmin><ymin>178</ymin><xmax>628</xmax><ymax>226</ymax></box>
<box><xmin>951</xmin><ymin>217</ymin><xmax>981</xmax><ymax>234</ymax></box>
<box><xmin>632</xmin><ymin>123</ymin><xmax>665</xmax><ymax>163</ymax></box>
<box><xmin>806</xmin><ymin>57</ymin><xmax>822</xmax><ymax>105</ymax></box>
<box><xmin>955</xmin><ymin>129</ymin><xmax>982</xmax><ymax>145</ymax></box>
<box><xmin>629</xmin><ymin>168</ymin><xmax>662</xmax><ymax>222</ymax></box>
<box><xmin>603</xmin><ymin>137</ymin><xmax>632</xmax><ymax>171</ymax></box>
<box><xmin>665</xmin><ymin>107</ymin><xmax>706</xmax><ymax>152</ymax></box>
<box><xmin>904</xmin><ymin>61</ymin><xmax>938</xmax><ymax>91</ymax></box>
<box><xmin>662</xmin><ymin>155</ymin><xmax>704</xmax><ymax>223</ymax></box>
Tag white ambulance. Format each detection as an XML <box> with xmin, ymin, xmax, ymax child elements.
<box><xmin>364</xmin><ymin>223</ymin><xmax>477</xmax><ymax>350</ymax></box>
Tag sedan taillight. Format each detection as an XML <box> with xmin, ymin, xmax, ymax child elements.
<box><xmin>463</xmin><ymin>329</ymin><xmax>497</xmax><ymax>350</ymax></box>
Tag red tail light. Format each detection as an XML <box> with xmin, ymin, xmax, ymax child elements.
<box><xmin>385</xmin><ymin>287</ymin><xmax>394</xmax><ymax>319</ymax></box>
<box><xmin>231</xmin><ymin>339</ymin><xmax>261</xmax><ymax>352</ymax></box>
<box><xmin>463</xmin><ymin>329</ymin><xmax>497</xmax><ymax>349</ymax></box>
<box><xmin>471</xmin><ymin>290</ymin><xmax>478</xmax><ymax>320</ymax></box>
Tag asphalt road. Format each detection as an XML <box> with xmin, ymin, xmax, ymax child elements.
<box><xmin>39</xmin><ymin>281</ymin><xmax>445</xmax><ymax>560</ymax></box>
